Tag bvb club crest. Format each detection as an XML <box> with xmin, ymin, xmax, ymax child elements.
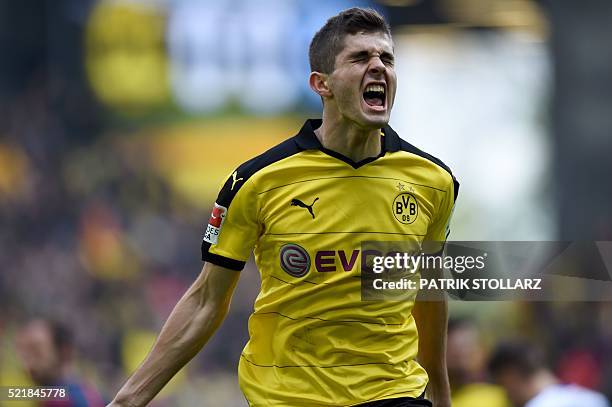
<box><xmin>393</xmin><ymin>193</ymin><xmax>419</xmax><ymax>224</ymax></box>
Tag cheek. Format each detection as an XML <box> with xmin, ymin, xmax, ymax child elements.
<box><xmin>388</xmin><ymin>75</ymin><xmax>398</xmax><ymax>95</ymax></box>
<box><xmin>334</xmin><ymin>81</ymin><xmax>360</xmax><ymax>104</ymax></box>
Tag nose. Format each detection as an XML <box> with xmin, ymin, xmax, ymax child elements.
<box><xmin>368</xmin><ymin>56</ymin><xmax>386</xmax><ymax>75</ymax></box>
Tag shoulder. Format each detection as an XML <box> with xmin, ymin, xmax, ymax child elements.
<box><xmin>232</xmin><ymin>118</ymin><xmax>320</xmax><ymax>179</ymax></box>
<box><xmin>384</xmin><ymin>124</ymin><xmax>453</xmax><ymax>176</ymax></box>
<box><xmin>396</xmin><ymin>138</ymin><xmax>459</xmax><ymax>201</ymax></box>
<box><xmin>398</xmin><ymin>138</ymin><xmax>454</xmax><ymax>177</ymax></box>
<box><xmin>215</xmin><ymin>135</ymin><xmax>303</xmax><ymax>207</ymax></box>
<box><xmin>235</xmin><ymin>136</ymin><xmax>302</xmax><ymax>181</ymax></box>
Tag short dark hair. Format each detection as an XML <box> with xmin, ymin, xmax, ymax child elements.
<box><xmin>22</xmin><ymin>318</ymin><xmax>74</xmax><ymax>352</ymax></box>
<box><xmin>47</xmin><ymin>320</ymin><xmax>74</xmax><ymax>352</ymax></box>
<box><xmin>309</xmin><ymin>7</ymin><xmax>392</xmax><ymax>74</ymax></box>
<box><xmin>488</xmin><ymin>340</ymin><xmax>546</xmax><ymax>377</ymax></box>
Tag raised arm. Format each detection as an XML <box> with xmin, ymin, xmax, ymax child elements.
<box><xmin>108</xmin><ymin>262</ymin><xmax>240</xmax><ymax>407</ymax></box>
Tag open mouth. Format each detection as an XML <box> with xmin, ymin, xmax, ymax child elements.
<box><xmin>363</xmin><ymin>84</ymin><xmax>386</xmax><ymax>109</ymax></box>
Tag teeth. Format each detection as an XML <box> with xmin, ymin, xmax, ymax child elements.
<box><xmin>365</xmin><ymin>84</ymin><xmax>385</xmax><ymax>93</ymax></box>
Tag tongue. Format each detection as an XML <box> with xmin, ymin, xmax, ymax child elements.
<box><xmin>364</xmin><ymin>96</ymin><xmax>383</xmax><ymax>107</ymax></box>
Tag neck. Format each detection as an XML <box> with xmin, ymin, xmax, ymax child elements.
<box><xmin>315</xmin><ymin>109</ymin><xmax>383</xmax><ymax>163</ymax></box>
<box><xmin>526</xmin><ymin>371</ymin><xmax>558</xmax><ymax>403</ymax></box>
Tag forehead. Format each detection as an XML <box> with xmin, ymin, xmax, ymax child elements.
<box><xmin>18</xmin><ymin>322</ymin><xmax>54</xmax><ymax>347</ymax></box>
<box><xmin>337</xmin><ymin>31</ymin><xmax>394</xmax><ymax>58</ymax></box>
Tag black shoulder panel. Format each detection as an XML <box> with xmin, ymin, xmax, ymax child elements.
<box><xmin>399</xmin><ymin>139</ymin><xmax>460</xmax><ymax>202</ymax></box>
<box><xmin>201</xmin><ymin>136</ymin><xmax>303</xmax><ymax>269</ymax></box>
<box><xmin>215</xmin><ymin>136</ymin><xmax>302</xmax><ymax>207</ymax></box>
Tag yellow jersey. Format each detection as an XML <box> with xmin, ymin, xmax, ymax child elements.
<box><xmin>202</xmin><ymin>119</ymin><xmax>459</xmax><ymax>406</ymax></box>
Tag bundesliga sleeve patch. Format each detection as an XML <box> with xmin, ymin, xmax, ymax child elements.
<box><xmin>203</xmin><ymin>203</ymin><xmax>227</xmax><ymax>244</ymax></box>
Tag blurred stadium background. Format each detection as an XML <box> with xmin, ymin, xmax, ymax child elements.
<box><xmin>1</xmin><ymin>0</ymin><xmax>611</xmax><ymax>405</ymax></box>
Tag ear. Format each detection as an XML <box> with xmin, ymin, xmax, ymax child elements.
<box><xmin>309</xmin><ymin>71</ymin><xmax>332</xmax><ymax>99</ymax></box>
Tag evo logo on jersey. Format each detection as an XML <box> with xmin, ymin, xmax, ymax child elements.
<box><xmin>316</xmin><ymin>249</ymin><xmax>422</xmax><ymax>273</ymax></box>
<box><xmin>315</xmin><ymin>250</ymin><xmax>359</xmax><ymax>272</ymax></box>
<box><xmin>280</xmin><ymin>246</ymin><xmax>411</xmax><ymax>276</ymax></box>
<box><xmin>280</xmin><ymin>244</ymin><xmax>310</xmax><ymax>277</ymax></box>
<box><xmin>203</xmin><ymin>203</ymin><xmax>227</xmax><ymax>244</ymax></box>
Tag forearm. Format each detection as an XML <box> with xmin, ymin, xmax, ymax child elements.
<box><xmin>419</xmin><ymin>300</ymin><xmax>450</xmax><ymax>405</ymax></box>
<box><xmin>111</xmin><ymin>266</ymin><xmax>236</xmax><ymax>406</ymax></box>
<box><xmin>413</xmin><ymin>287</ymin><xmax>451</xmax><ymax>406</ymax></box>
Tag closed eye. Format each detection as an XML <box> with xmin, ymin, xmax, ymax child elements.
<box><xmin>381</xmin><ymin>52</ymin><xmax>395</xmax><ymax>66</ymax></box>
<box><xmin>348</xmin><ymin>51</ymin><xmax>395</xmax><ymax>66</ymax></box>
<box><xmin>349</xmin><ymin>51</ymin><xmax>370</xmax><ymax>63</ymax></box>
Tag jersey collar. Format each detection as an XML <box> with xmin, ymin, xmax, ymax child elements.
<box><xmin>294</xmin><ymin>119</ymin><xmax>401</xmax><ymax>168</ymax></box>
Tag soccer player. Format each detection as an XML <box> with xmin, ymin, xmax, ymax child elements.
<box><xmin>109</xmin><ymin>8</ymin><xmax>458</xmax><ymax>407</ymax></box>
<box><xmin>488</xmin><ymin>341</ymin><xmax>610</xmax><ymax>407</ymax></box>
<box><xmin>16</xmin><ymin>319</ymin><xmax>106</xmax><ymax>406</ymax></box>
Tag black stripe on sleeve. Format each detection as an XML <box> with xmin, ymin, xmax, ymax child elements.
<box><xmin>201</xmin><ymin>241</ymin><xmax>246</xmax><ymax>271</ymax></box>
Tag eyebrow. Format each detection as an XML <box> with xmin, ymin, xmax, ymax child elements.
<box><xmin>348</xmin><ymin>50</ymin><xmax>395</xmax><ymax>61</ymax></box>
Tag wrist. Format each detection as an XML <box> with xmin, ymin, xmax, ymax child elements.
<box><xmin>108</xmin><ymin>394</ymin><xmax>138</xmax><ymax>407</ymax></box>
<box><xmin>430</xmin><ymin>399</ymin><xmax>451</xmax><ymax>407</ymax></box>
<box><xmin>426</xmin><ymin>375</ymin><xmax>451</xmax><ymax>407</ymax></box>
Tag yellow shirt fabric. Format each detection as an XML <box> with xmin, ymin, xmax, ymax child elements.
<box><xmin>202</xmin><ymin>119</ymin><xmax>459</xmax><ymax>406</ymax></box>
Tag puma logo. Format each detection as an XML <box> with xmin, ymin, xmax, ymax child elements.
<box><xmin>231</xmin><ymin>171</ymin><xmax>244</xmax><ymax>190</ymax></box>
<box><xmin>291</xmin><ymin>197</ymin><xmax>319</xmax><ymax>219</ymax></box>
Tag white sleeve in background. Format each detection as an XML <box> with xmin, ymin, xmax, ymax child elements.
<box><xmin>526</xmin><ymin>384</ymin><xmax>610</xmax><ymax>407</ymax></box>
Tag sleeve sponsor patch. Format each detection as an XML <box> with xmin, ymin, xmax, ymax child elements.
<box><xmin>203</xmin><ymin>203</ymin><xmax>228</xmax><ymax>244</ymax></box>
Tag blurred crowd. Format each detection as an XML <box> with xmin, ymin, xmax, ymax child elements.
<box><xmin>1</xmin><ymin>0</ymin><xmax>612</xmax><ymax>406</ymax></box>
<box><xmin>0</xmin><ymin>70</ymin><xmax>259</xmax><ymax>405</ymax></box>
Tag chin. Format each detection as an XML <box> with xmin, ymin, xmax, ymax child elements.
<box><xmin>356</xmin><ymin>100</ymin><xmax>391</xmax><ymax>129</ymax></box>
<box><xmin>359</xmin><ymin>114</ymin><xmax>389</xmax><ymax>129</ymax></box>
